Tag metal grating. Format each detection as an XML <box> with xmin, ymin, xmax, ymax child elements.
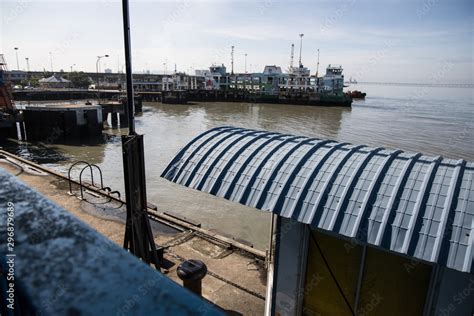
<box><xmin>161</xmin><ymin>127</ymin><xmax>474</xmax><ymax>274</ymax></box>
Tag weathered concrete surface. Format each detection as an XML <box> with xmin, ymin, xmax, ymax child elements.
<box><xmin>0</xmin><ymin>167</ymin><xmax>224</xmax><ymax>315</ymax></box>
<box><xmin>0</xmin><ymin>159</ymin><xmax>267</xmax><ymax>315</ymax></box>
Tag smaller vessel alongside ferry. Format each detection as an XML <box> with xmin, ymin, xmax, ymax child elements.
<box><xmin>346</xmin><ymin>90</ymin><xmax>367</xmax><ymax>99</ymax></box>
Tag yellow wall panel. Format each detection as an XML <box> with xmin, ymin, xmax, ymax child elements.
<box><xmin>303</xmin><ymin>231</ymin><xmax>362</xmax><ymax>316</ymax></box>
<box><xmin>358</xmin><ymin>248</ymin><xmax>432</xmax><ymax>315</ymax></box>
<box><xmin>302</xmin><ymin>230</ymin><xmax>432</xmax><ymax>316</ymax></box>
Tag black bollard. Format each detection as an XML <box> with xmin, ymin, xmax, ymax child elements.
<box><xmin>177</xmin><ymin>260</ymin><xmax>207</xmax><ymax>296</ymax></box>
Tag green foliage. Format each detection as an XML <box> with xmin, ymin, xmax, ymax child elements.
<box><xmin>68</xmin><ymin>71</ymin><xmax>92</xmax><ymax>88</ymax></box>
<box><xmin>20</xmin><ymin>78</ymin><xmax>39</xmax><ymax>87</ymax></box>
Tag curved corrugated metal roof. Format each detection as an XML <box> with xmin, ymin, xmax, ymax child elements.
<box><xmin>161</xmin><ymin>126</ymin><xmax>474</xmax><ymax>273</ymax></box>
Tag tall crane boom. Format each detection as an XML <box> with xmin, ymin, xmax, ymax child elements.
<box><xmin>298</xmin><ymin>33</ymin><xmax>304</xmax><ymax>67</ymax></box>
<box><xmin>316</xmin><ymin>48</ymin><xmax>320</xmax><ymax>77</ymax></box>
<box><xmin>290</xmin><ymin>43</ymin><xmax>295</xmax><ymax>70</ymax></box>
<box><xmin>0</xmin><ymin>54</ymin><xmax>16</xmax><ymax>113</ymax></box>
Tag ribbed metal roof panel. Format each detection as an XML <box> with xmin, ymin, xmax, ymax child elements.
<box><xmin>161</xmin><ymin>127</ymin><xmax>474</xmax><ymax>273</ymax></box>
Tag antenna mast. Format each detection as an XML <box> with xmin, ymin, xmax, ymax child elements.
<box><xmin>298</xmin><ymin>33</ymin><xmax>304</xmax><ymax>67</ymax></box>
<box><xmin>231</xmin><ymin>45</ymin><xmax>234</xmax><ymax>75</ymax></box>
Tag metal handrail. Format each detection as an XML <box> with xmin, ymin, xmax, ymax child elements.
<box><xmin>68</xmin><ymin>161</ymin><xmax>104</xmax><ymax>200</ymax></box>
<box><xmin>68</xmin><ymin>161</ymin><xmax>92</xmax><ymax>195</ymax></box>
<box><xmin>78</xmin><ymin>164</ymin><xmax>104</xmax><ymax>200</ymax></box>
<box><xmin>90</xmin><ymin>164</ymin><xmax>104</xmax><ymax>189</ymax></box>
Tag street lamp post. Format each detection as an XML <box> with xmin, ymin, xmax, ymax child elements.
<box><xmin>49</xmin><ymin>52</ymin><xmax>53</xmax><ymax>72</ymax></box>
<box><xmin>14</xmin><ymin>47</ymin><xmax>19</xmax><ymax>70</ymax></box>
<box><xmin>244</xmin><ymin>53</ymin><xmax>247</xmax><ymax>74</ymax></box>
<box><xmin>25</xmin><ymin>57</ymin><xmax>30</xmax><ymax>72</ymax></box>
<box><xmin>25</xmin><ymin>57</ymin><xmax>31</xmax><ymax>86</ymax></box>
<box><xmin>69</xmin><ymin>64</ymin><xmax>76</xmax><ymax>84</ymax></box>
<box><xmin>96</xmin><ymin>55</ymin><xmax>109</xmax><ymax>103</ymax></box>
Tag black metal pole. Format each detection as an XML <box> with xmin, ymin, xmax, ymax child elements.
<box><xmin>120</xmin><ymin>0</ymin><xmax>161</xmax><ymax>270</ymax></box>
<box><xmin>122</xmin><ymin>0</ymin><xmax>135</xmax><ymax>135</ymax></box>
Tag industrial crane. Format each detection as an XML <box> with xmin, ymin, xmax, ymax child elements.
<box><xmin>0</xmin><ymin>54</ymin><xmax>16</xmax><ymax>113</ymax></box>
<box><xmin>289</xmin><ymin>43</ymin><xmax>295</xmax><ymax>71</ymax></box>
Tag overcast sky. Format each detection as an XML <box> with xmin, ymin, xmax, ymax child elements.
<box><xmin>1</xmin><ymin>0</ymin><xmax>473</xmax><ymax>83</ymax></box>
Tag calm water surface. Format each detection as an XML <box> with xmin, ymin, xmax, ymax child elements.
<box><xmin>5</xmin><ymin>84</ymin><xmax>474</xmax><ymax>249</ymax></box>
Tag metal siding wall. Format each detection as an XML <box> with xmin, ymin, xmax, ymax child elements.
<box><xmin>430</xmin><ymin>267</ymin><xmax>474</xmax><ymax>315</ymax></box>
<box><xmin>273</xmin><ymin>217</ymin><xmax>309</xmax><ymax>316</ymax></box>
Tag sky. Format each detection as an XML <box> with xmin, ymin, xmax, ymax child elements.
<box><xmin>1</xmin><ymin>0</ymin><xmax>473</xmax><ymax>83</ymax></box>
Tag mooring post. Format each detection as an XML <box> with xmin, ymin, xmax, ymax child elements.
<box><xmin>177</xmin><ymin>260</ymin><xmax>208</xmax><ymax>296</ymax></box>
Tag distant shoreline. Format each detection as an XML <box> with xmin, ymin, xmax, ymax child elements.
<box><xmin>347</xmin><ymin>82</ymin><xmax>473</xmax><ymax>88</ymax></box>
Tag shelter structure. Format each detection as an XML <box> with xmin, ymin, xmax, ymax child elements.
<box><xmin>38</xmin><ymin>73</ymin><xmax>71</xmax><ymax>89</ymax></box>
<box><xmin>162</xmin><ymin>126</ymin><xmax>474</xmax><ymax>316</ymax></box>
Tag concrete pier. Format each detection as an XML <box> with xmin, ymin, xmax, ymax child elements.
<box><xmin>161</xmin><ymin>91</ymin><xmax>188</xmax><ymax>104</ymax></box>
<box><xmin>134</xmin><ymin>95</ymin><xmax>143</xmax><ymax>113</ymax></box>
<box><xmin>14</xmin><ymin>88</ymin><xmax>351</xmax><ymax>107</ymax></box>
<box><xmin>22</xmin><ymin>103</ymin><xmax>103</xmax><ymax>141</ymax></box>
<box><xmin>18</xmin><ymin>121</ymin><xmax>26</xmax><ymax>140</ymax></box>
<box><xmin>0</xmin><ymin>151</ymin><xmax>267</xmax><ymax>315</ymax></box>
<box><xmin>119</xmin><ymin>112</ymin><xmax>129</xmax><ymax>127</ymax></box>
<box><xmin>13</xmin><ymin>89</ymin><xmax>121</xmax><ymax>101</ymax></box>
<box><xmin>100</xmin><ymin>96</ymin><xmax>142</xmax><ymax>129</ymax></box>
<box><xmin>0</xmin><ymin>112</ymin><xmax>20</xmax><ymax>140</ymax></box>
<box><xmin>111</xmin><ymin>112</ymin><xmax>118</xmax><ymax>127</ymax></box>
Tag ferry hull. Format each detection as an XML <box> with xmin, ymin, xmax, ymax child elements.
<box><xmin>182</xmin><ymin>90</ymin><xmax>352</xmax><ymax>107</ymax></box>
<box><xmin>278</xmin><ymin>92</ymin><xmax>352</xmax><ymax>107</ymax></box>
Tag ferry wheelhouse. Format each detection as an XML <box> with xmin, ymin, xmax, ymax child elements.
<box><xmin>198</xmin><ymin>63</ymin><xmax>346</xmax><ymax>95</ymax></box>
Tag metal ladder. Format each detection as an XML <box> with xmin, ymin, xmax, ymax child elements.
<box><xmin>67</xmin><ymin>161</ymin><xmax>121</xmax><ymax>201</ymax></box>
